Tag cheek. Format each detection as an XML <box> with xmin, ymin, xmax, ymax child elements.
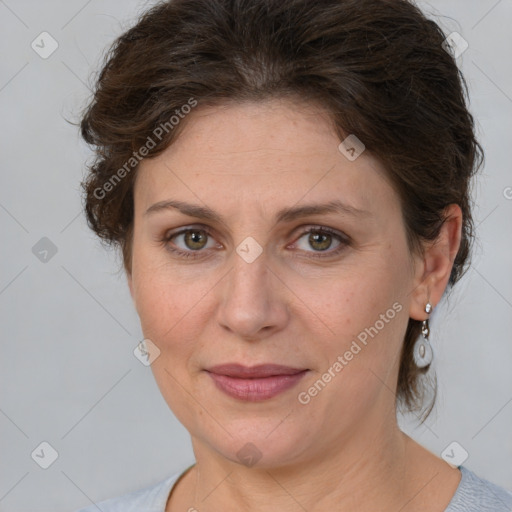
<box><xmin>136</xmin><ymin>279</ymin><xmax>210</xmax><ymax>342</ymax></box>
<box><xmin>131</xmin><ymin>250</ymin><xmax>213</xmax><ymax>349</ymax></box>
<box><xmin>294</xmin><ymin>247</ymin><xmax>411</xmax><ymax>375</ymax></box>
<box><xmin>132</xmin><ymin>234</ymin><xmax>200</xmax><ymax>315</ymax></box>
<box><xmin>132</xmin><ymin>264</ymin><xmax>215</xmax><ymax>419</ymax></box>
<box><xmin>299</xmin><ymin>264</ymin><xmax>406</xmax><ymax>337</ymax></box>
<box><xmin>294</xmin><ymin>269</ymin><xmax>408</xmax><ymax>425</ymax></box>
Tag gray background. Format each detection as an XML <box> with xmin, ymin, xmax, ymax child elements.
<box><xmin>0</xmin><ymin>1</ymin><xmax>511</xmax><ymax>511</ymax></box>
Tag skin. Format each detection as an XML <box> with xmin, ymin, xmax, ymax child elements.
<box><xmin>127</xmin><ymin>99</ymin><xmax>463</xmax><ymax>512</ymax></box>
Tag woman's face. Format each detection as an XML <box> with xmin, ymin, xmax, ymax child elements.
<box><xmin>128</xmin><ymin>99</ymin><xmax>422</xmax><ymax>468</ymax></box>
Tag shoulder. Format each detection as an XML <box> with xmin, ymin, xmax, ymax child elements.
<box><xmin>445</xmin><ymin>466</ymin><xmax>512</xmax><ymax>512</ymax></box>
<box><xmin>72</xmin><ymin>472</ymin><xmax>180</xmax><ymax>512</ymax></box>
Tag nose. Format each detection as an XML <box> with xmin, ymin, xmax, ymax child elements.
<box><xmin>216</xmin><ymin>250</ymin><xmax>290</xmax><ymax>341</ymax></box>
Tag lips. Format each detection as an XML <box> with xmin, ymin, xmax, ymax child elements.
<box><xmin>206</xmin><ymin>363</ymin><xmax>307</xmax><ymax>378</ymax></box>
<box><xmin>205</xmin><ymin>364</ymin><xmax>309</xmax><ymax>401</ymax></box>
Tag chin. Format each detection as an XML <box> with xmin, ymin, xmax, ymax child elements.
<box><xmin>202</xmin><ymin>420</ymin><xmax>312</xmax><ymax>469</ymax></box>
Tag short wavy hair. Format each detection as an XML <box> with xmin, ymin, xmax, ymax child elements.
<box><xmin>80</xmin><ymin>0</ymin><xmax>484</xmax><ymax>420</ymax></box>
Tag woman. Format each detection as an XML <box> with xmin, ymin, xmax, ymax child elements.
<box><xmin>75</xmin><ymin>0</ymin><xmax>512</xmax><ymax>510</ymax></box>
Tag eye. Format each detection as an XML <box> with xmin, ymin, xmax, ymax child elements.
<box><xmin>162</xmin><ymin>227</ymin><xmax>220</xmax><ymax>258</ymax></box>
<box><xmin>292</xmin><ymin>227</ymin><xmax>349</xmax><ymax>257</ymax></box>
<box><xmin>177</xmin><ymin>229</ymin><xmax>211</xmax><ymax>250</ymax></box>
<box><xmin>160</xmin><ymin>225</ymin><xmax>349</xmax><ymax>260</ymax></box>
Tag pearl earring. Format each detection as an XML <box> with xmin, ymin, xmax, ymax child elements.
<box><xmin>413</xmin><ymin>302</ymin><xmax>433</xmax><ymax>368</ymax></box>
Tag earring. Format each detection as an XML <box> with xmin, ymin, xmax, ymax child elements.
<box><xmin>413</xmin><ymin>302</ymin><xmax>433</xmax><ymax>368</ymax></box>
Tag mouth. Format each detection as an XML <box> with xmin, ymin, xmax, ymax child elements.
<box><xmin>205</xmin><ymin>363</ymin><xmax>309</xmax><ymax>401</ymax></box>
<box><xmin>206</xmin><ymin>363</ymin><xmax>307</xmax><ymax>378</ymax></box>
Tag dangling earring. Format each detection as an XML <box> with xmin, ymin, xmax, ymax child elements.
<box><xmin>413</xmin><ymin>302</ymin><xmax>433</xmax><ymax>368</ymax></box>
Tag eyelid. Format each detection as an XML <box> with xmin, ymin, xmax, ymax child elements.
<box><xmin>288</xmin><ymin>225</ymin><xmax>350</xmax><ymax>252</ymax></box>
<box><xmin>161</xmin><ymin>224</ymin><xmax>350</xmax><ymax>259</ymax></box>
<box><xmin>163</xmin><ymin>225</ymin><xmax>221</xmax><ymax>247</ymax></box>
<box><xmin>291</xmin><ymin>223</ymin><xmax>349</xmax><ymax>240</ymax></box>
<box><xmin>163</xmin><ymin>223</ymin><xmax>214</xmax><ymax>239</ymax></box>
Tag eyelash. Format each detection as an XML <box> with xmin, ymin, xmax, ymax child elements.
<box><xmin>160</xmin><ymin>225</ymin><xmax>350</xmax><ymax>260</ymax></box>
<box><xmin>160</xmin><ymin>226</ymin><xmax>217</xmax><ymax>260</ymax></box>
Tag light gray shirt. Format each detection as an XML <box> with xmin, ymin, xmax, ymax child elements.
<box><xmin>74</xmin><ymin>465</ymin><xmax>512</xmax><ymax>512</ymax></box>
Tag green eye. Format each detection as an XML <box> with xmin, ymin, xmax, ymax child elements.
<box><xmin>308</xmin><ymin>232</ymin><xmax>333</xmax><ymax>251</ymax></box>
<box><xmin>183</xmin><ymin>230</ymin><xmax>209</xmax><ymax>250</ymax></box>
<box><xmin>162</xmin><ymin>227</ymin><xmax>217</xmax><ymax>258</ymax></box>
<box><xmin>293</xmin><ymin>227</ymin><xmax>346</xmax><ymax>255</ymax></box>
<box><xmin>162</xmin><ymin>225</ymin><xmax>349</xmax><ymax>261</ymax></box>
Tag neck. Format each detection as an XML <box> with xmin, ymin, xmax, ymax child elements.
<box><xmin>179</xmin><ymin>407</ymin><xmax>420</xmax><ymax>512</ymax></box>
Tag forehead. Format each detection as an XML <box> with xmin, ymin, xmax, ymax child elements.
<box><xmin>134</xmin><ymin>99</ymin><xmax>397</xmax><ymax>218</ymax></box>
<box><xmin>159</xmin><ymin>99</ymin><xmax>345</xmax><ymax>166</ymax></box>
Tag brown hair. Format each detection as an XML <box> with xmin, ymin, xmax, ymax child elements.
<box><xmin>80</xmin><ymin>0</ymin><xmax>483</xmax><ymax>420</ymax></box>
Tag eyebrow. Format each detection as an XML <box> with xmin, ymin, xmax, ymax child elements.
<box><xmin>144</xmin><ymin>199</ymin><xmax>371</xmax><ymax>223</ymax></box>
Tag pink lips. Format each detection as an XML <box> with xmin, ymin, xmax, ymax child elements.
<box><xmin>205</xmin><ymin>364</ymin><xmax>308</xmax><ymax>401</ymax></box>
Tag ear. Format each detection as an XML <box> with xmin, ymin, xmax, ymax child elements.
<box><xmin>409</xmin><ymin>204</ymin><xmax>462</xmax><ymax>321</ymax></box>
